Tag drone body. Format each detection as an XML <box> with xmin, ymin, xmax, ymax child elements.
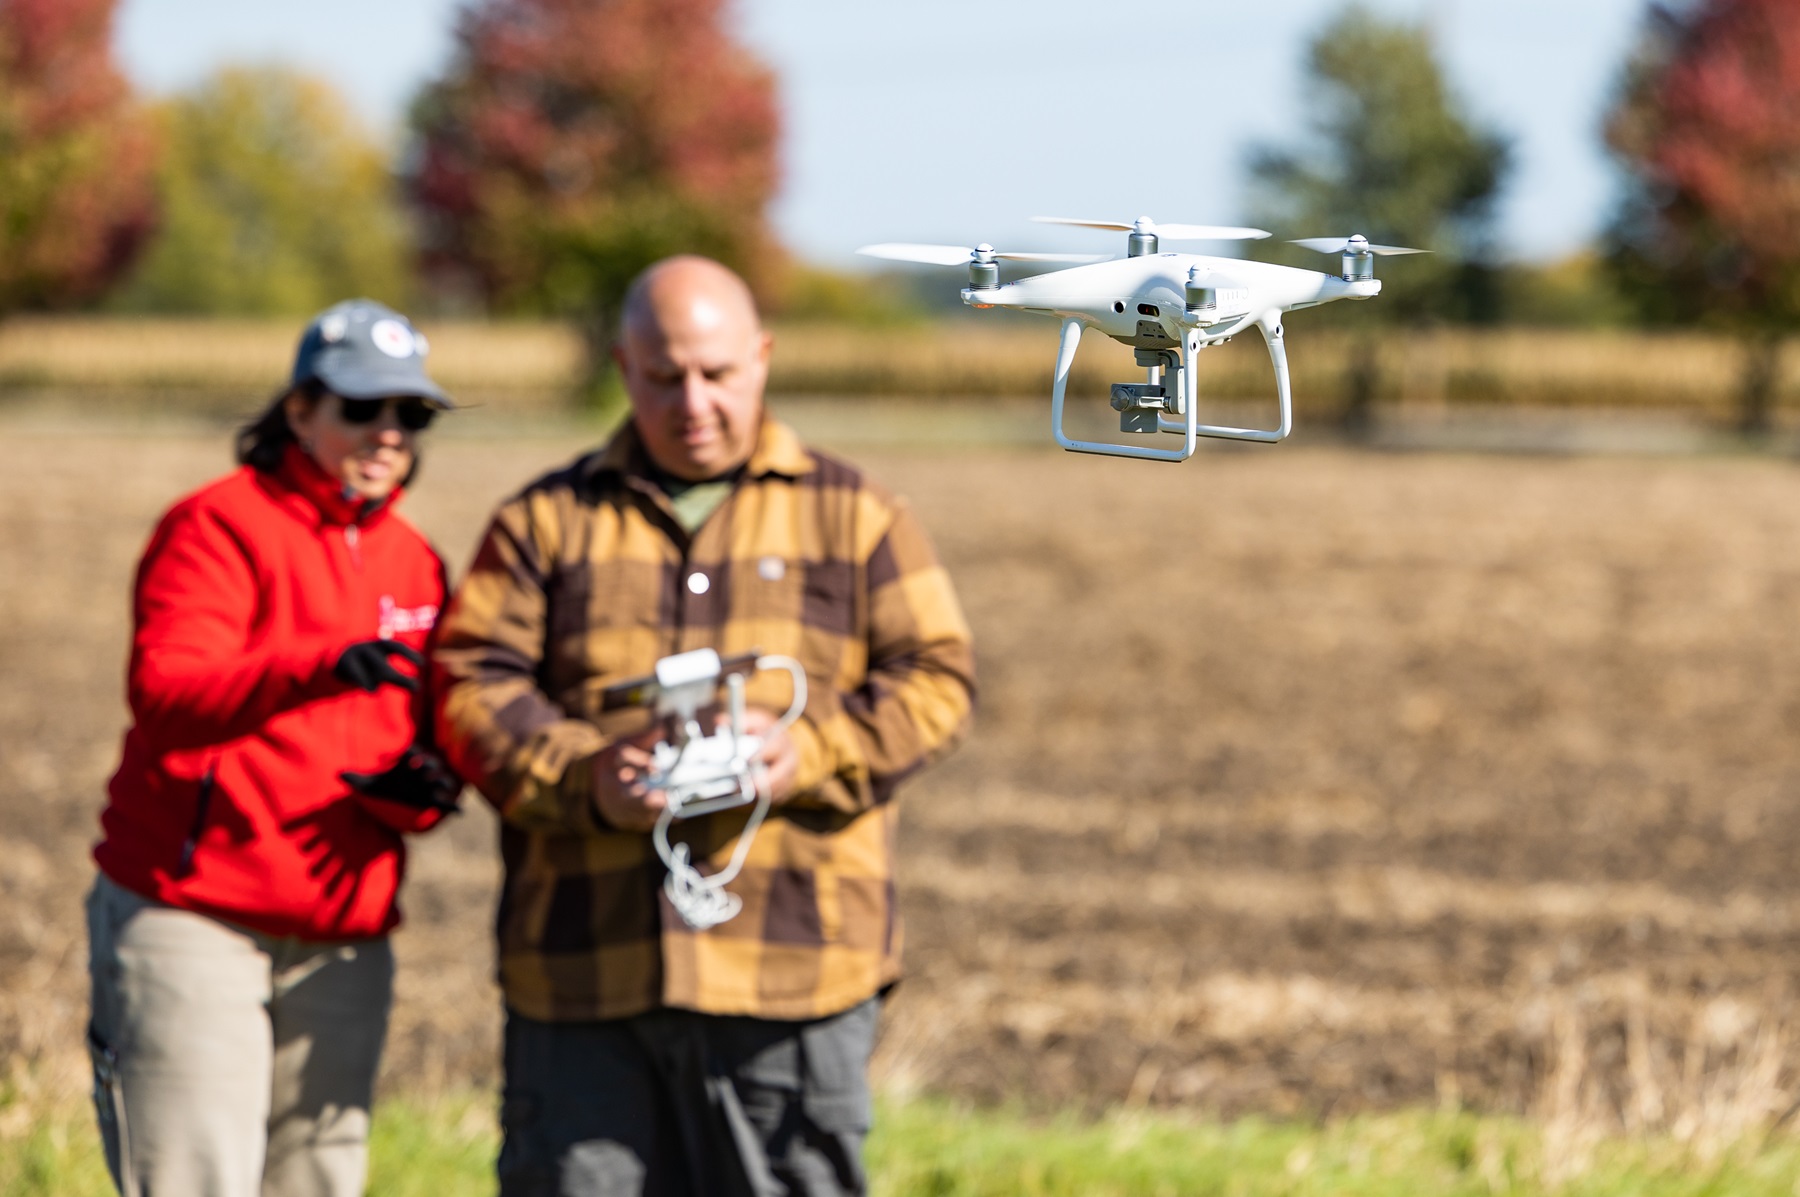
<box><xmin>859</xmin><ymin>217</ymin><xmax>1420</xmax><ymax>462</ymax></box>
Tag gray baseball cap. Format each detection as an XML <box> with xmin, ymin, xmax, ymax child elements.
<box><xmin>290</xmin><ymin>299</ymin><xmax>455</xmax><ymax>408</ymax></box>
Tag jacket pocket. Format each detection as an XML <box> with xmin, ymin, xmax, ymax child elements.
<box><xmin>175</xmin><ymin>765</ymin><xmax>216</xmax><ymax>879</ymax></box>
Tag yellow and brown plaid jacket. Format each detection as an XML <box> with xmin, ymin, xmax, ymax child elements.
<box><xmin>434</xmin><ymin>418</ymin><xmax>975</xmax><ymax>1022</ymax></box>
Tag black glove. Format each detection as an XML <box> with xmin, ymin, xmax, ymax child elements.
<box><xmin>340</xmin><ymin>746</ymin><xmax>463</xmax><ymax>815</ymax></box>
<box><xmin>334</xmin><ymin>639</ymin><xmax>425</xmax><ymax>693</ymax></box>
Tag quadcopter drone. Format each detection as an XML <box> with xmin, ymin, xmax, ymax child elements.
<box><xmin>859</xmin><ymin>217</ymin><xmax>1423</xmax><ymax>463</ymax></box>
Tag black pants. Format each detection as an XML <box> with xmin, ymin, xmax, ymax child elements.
<box><xmin>498</xmin><ymin>1000</ymin><xmax>878</xmax><ymax>1197</ymax></box>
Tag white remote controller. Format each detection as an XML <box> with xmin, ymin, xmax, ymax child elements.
<box><xmin>633</xmin><ymin>647</ymin><xmax>807</xmax><ymax>820</ymax></box>
<box><xmin>604</xmin><ymin>647</ymin><xmax>808</xmax><ymax>929</ymax></box>
<box><xmin>649</xmin><ymin>729</ymin><xmax>765</xmax><ymax>817</ymax></box>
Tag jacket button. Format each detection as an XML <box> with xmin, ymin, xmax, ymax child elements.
<box><xmin>686</xmin><ymin>572</ymin><xmax>710</xmax><ymax>595</ymax></box>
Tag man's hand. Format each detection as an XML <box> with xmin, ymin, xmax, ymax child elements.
<box><xmin>735</xmin><ymin>707</ymin><xmax>799</xmax><ymax>804</ymax></box>
<box><xmin>590</xmin><ymin>710</ymin><xmax>800</xmax><ymax>831</ymax></box>
<box><xmin>589</xmin><ymin>729</ymin><xmax>671</xmax><ymax>832</ymax></box>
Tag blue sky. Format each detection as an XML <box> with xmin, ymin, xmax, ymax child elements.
<box><xmin>116</xmin><ymin>0</ymin><xmax>1649</xmax><ymax>265</ymax></box>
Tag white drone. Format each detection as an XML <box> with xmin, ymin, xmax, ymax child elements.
<box><xmin>859</xmin><ymin>216</ymin><xmax>1423</xmax><ymax>463</ymax></box>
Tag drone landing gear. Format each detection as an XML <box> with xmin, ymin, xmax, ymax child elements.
<box><xmin>1050</xmin><ymin>316</ymin><xmax>1293</xmax><ymax>462</ymax></box>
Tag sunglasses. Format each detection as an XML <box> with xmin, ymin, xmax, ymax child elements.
<box><xmin>337</xmin><ymin>396</ymin><xmax>437</xmax><ymax>431</ymax></box>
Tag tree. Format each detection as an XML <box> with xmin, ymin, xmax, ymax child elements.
<box><xmin>114</xmin><ymin>67</ymin><xmax>412</xmax><ymax>316</ymax></box>
<box><xmin>0</xmin><ymin>0</ymin><xmax>156</xmax><ymax>312</ymax></box>
<box><xmin>1245</xmin><ymin>4</ymin><xmax>1511</xmax><ymax>428</ymax></box>
<box><xmin>1606</xmin><ymin>0</ymin><xmax>1800</xmax><ymax>434</ymax></box>
<box><xmin>409</xmin><ymin>0</ymin><xmax>781</xmax><ymax>397</ymax></box>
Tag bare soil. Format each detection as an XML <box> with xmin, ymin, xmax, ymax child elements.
<box><xmin>9</xmin><ymin>412</ymin><xmax>1800</xmax><ymax>1124</ymax></box>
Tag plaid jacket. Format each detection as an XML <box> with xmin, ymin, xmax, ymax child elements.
<box><xmin>435</xmin><ymin>418</ymin><xmax>975</xmax><ymax>1021</ymax></box>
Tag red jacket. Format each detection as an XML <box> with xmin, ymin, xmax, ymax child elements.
<box><xmin>97</xmin><ymin>444</ymin><xmax>448</xmax><ymax>940</ymax></box>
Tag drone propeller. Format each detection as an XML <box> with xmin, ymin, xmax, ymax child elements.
<box><xmin>856</xmin><ymin>242</ymin><xmax>1107</xmax><ymax>266</ymax></box>
<box><xmin>1032</xmin><ymin>216</ymin><xmax>1272</xmax><ymax>241</ymax></box>
<box><xmin>1291</xmin><ymin>235</ymin><xmax>1428</xmax><ymax>256</ymax></box>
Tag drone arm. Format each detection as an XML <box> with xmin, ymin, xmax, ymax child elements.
<box><xmin>1051</xmin><ymin>318</ymin><xmax>1199</xmax><ymax>463</ymax></box>
<box><xmin>1157</xmin><ymin>313</ymin><xmax>1292</xmax><ymax>443</ymax></box>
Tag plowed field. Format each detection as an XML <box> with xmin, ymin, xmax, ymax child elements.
<box><xmin>8</xmin><ymin>410</ymin><xmax>1800</xmax><ymax>1134</ymax></box>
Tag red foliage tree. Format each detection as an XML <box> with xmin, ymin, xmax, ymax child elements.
<box><xmin>1607</xmin><ymin>0</ymin><xmax>1800</xmax><ymax>431</ymax></box>
<box><xmin>0</xmin><ymin>0</ymin><xmax>156</xmax><ymax>312</ymax></box>
<box><xmin>410</xmin><ymin>0</ymin><xmax>782</xmax><ymax>386</ymax></box>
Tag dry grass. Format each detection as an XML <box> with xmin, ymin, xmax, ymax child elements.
<box><xmin>11</xmin><ymin>405</ymin><xmax>1800</xmax><ymax>1180</ymax></box>
<box><xmin>1</xmin><ymin>316</ymin><xmax>1796</xmax><ymax>413</ymax></box>
<box><xmin>1529</xmin><ymin>994</ymin><xmax>1799</xmax><ymax>1184</ymax></box>
<box><xmin>879</xmin><ymin>442</ymin><xmax>1800</xmax><ymax>1123</ymax></box>
<box><xmin>770</xmin><ymin>323</ymin><xmax>1800</xmax><ymax>413</ymax></box>
<box><xmin>0</xmin><ymin>317</ymin><xmax>582</xmax><ymax>407</ymax></box>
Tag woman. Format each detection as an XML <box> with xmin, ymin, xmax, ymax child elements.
<box><xmin>87</xmin><ymin>299</ymin><xmax>461</xmax><ymax>1197</ymax></box>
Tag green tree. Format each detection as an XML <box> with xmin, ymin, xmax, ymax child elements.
<box><xmin>115</xmin><ymin>66</ymin><xmax>411</xmax><ymax>316</ymax></box>
<box><xmin>408</xmin><ymin>0</ymin><xmax>781</xmax><ymax>403</ymax></box>
<box><xmin>0</xmin><ymin>0</ymin><xmax>157</xmax><ymax>313</ymax></box>
<box><xmin>1246</xmin><ymin>4</ymin><xmax>1511</xmax><ymax>428</ymax></box>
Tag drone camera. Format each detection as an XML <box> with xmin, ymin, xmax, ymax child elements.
<box><xmin>1110</xmin><ymin>383</ymin><xmax>1165</xmax><ymax>410</ymax></box>
<box><xmin>1111</xmin><ymin>382</ymin><xmax>1174</xmax><ymax>434</ymax></box>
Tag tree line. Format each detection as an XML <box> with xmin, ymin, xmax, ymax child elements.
<box><xmin>3</xmin><ymin>0</ymin><xmax>1797</xmax><ymax>423</ymax></box>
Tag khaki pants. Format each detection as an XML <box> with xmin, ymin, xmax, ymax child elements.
<box><xmin>85</xmin><ymin>874</ymin><xmax>393</xmax><ymax>1197</ymax></box>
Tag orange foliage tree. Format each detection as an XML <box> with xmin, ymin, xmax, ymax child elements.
<box><xmin>0</xmin><ymin>0</ymin><xmax>156</xmax><ymax>312</ymax></box>
<box><xmin>409</xmin><ymin>0</ymin><xmax>782</xmax><ymax>391</ymax></box>
<box><xmin>1608</xmin><ymin>0</ymin><xmax>1800</xmax><ymax>431</ymax></box>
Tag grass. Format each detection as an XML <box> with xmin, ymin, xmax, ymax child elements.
<box><xmin>1</xmin><ymin>315</ymin><xmax>1796</xmax><ymax>413</ymax></box>
<box><xmin>869</xmin><ymin>1101</ymin><xmax>1800</xmax><ymax>1196</ymax></box>
<box><xmin>10</xmin><ymin>1091</ymin><xmax>1800</xmax><ymax>1196</ymax></box>
<box><xmin>0</xmin><ymin>1090</ymin><xmax>502</xmax><ymax>1197</ymax></box>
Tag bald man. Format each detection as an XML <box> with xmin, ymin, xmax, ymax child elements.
<box><xmin>434</xmin><ymin>256</ymin><xmax>976</xmax><ymax>1196</ymax></box>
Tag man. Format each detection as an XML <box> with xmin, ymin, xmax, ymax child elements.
<box><xmin>435</xmin><ymin>256</ymin><xmax>975</xmax><ymax>1196</ymax></box>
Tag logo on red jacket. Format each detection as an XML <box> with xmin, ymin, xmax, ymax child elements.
<box><xmin>378</xmin><ymin>595</ymin><xmax>439</xmax><ymax>639</ymax></box>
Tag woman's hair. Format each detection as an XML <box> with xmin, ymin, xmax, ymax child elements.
<box><xmin>233</xmin><ymin>381</ymin><xmax>426</xmax><ymax>487</ymax></box>
<box><xmin>236</xmin><ymin>381</ymin><xmax>323</xmax><ymax>473</ymax></box>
